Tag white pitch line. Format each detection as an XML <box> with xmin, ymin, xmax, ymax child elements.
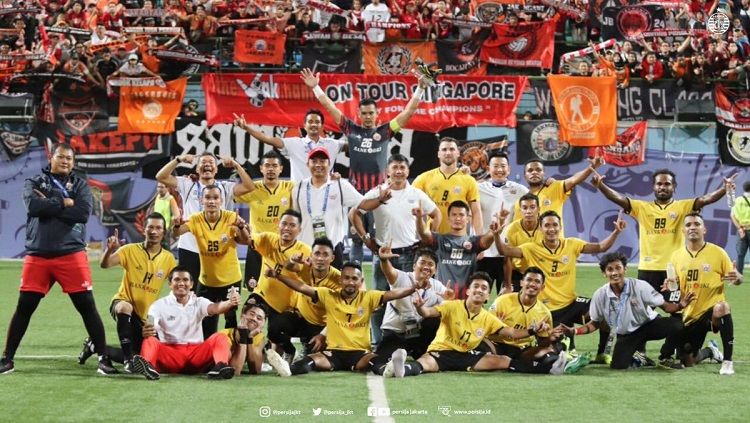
<box><xmin>366</xmin><ymin>373</ymin><xmax>395</xmax><ymax>423</ymax></box>
<box><xmin>15</xmin><ymin>355</ymin><xmax>78</xmax><ymax>359</ymax></box>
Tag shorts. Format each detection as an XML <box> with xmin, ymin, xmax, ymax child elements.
<box><xmin>20</xmin><ymin>251</ymin><xmax>93</xmax><ymax>295</ymax></box>
<box><xmin>551</xmin><ymin>297</ymin><xmax>591</xmax><ymax>327</ymax></box>
<box><xmin>428</xmin><ymin>349</ymin><xmax>487</xmax><ymax>372</ymax></box>
<box><xmin>196</xmin><ymin>280</ymin><xmax>241</xmax><ymax>303</ymax></box>
<box><xmin>109</xmin><ymin>299</ymin><xmax>146</xmax><ymax>353</ymax></box>
<box><xmin>681</xmin><ymin>308</ymin><xmax>717</xmax><ymax>355</ymax></box>
<box><xmin>109</xmin><ymin>299</ymin><xmax>144</xmax><ymax>322</ymax></box>
<box><xmin>322</xmin><ymin>349</ymin><xmax>369</xmax><ymax>371</ymax></box>
<box><xmin>491</xmin><ymin>343</ymin><xmax>523</xmax><ymax>359</ymax></box>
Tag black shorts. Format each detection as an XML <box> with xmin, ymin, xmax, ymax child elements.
<box><xmin>491</xmin><ymin>343</ymin><xmax>524</xmax><ymax>359</ymax></box>
<box><xmin>195</xmin><ymin>281</ymin><xmax>242</xmax><ymax>303</ymax></box>
<box><xmin>551</xmin><ymin>297</ymin><xmax>591</xmax><ymax>327</ymax></box>
<box><xmin>322</xmin><ymin>349</ymin><xmax>369</xmax><ymax>371</ymax></box>
<box><xmin>681</xmin><ymin>309</ymin><xmax>716</xmax><ymax>355</ymax></box>
<box><xmin>109</xmin><ymin>299</ymin><xmax>143</xmax><ymax>323</ymax></box>
<box><xmin>428</xmin><ymin>350</ymin><xmax>487</xmax><ymax>372</ymax></box>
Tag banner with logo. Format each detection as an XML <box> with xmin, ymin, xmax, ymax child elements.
<box><xmin>363</xmin><ymin>42</ymin><xmax>436</xmax><ymax>75</ymax></box>
<box><xmin>233</xmin><ymin>30</ymin><xmax>286</xmax><ymax>65</ymax></box>
<box><xmin>436</xmin><ymin>37</ymin><xmax>488</xmax><ymax>76</ymax></box>
<box><xmin>716</xmin><ymin>122</ymin><xmax>750</xmax><ymax>166</ymax></box>
<box><xmin>548</xmin><ymin>75</ymin><xmax>617</xmax><ymax>146</ymax></box>
<box><xmin>601</xmin><ymin>5</ymin><xmax>667</xmax><ymax>41</ymax></box>
<box><xmin>516</xmin><ymin>120</ymin><xmax>586</xmax><ymax>165</ymax></box>
<box><xmin>202</xmin><ymin>73</ymin><xmax>528</xmax><ymax>132</ymax></box>
<box><xmin>110</xmin><ymin>194</ymin><xmax>156</xmax><ymax>242</ymax></box>
<box><xmin>715</xmin><ymin>85</ymin><xmax>750</xmax><ymax>130</ymax></box>
<box><xmin>472</xmin><ymin>0</ymin><xmax>526</xmax><ymax>24</ymax></box>
<box><xmin>480</xmin><ymin>19</ymin><xmax>556</xmax><ymax>68</ymax></box>
<box><xmin>589</xmin><ymin>121</ymin><xmax>647</xmax><ymax>167</ymax></box>
<box><xmin>52</xmin><ymin>91</ymin><xmax>110</xmax><ymax>136</ymax></box>
<box><xmin>301</xmin><ymin>42</ymin><xmax>362</xmax><ymax>73</ymax></box>
<box><xmin>458</xmin><ymin>135</ymin><xmax>508</xmax><ymax>180</ymax></box>
<box><xmin>118</xmin><ymin>78</ymin><xmax>188</xmax><ymax>134</ymax></box>
<box><xmin>88</xmin><ymin>177</ymin><xmax>134</xmax><ymax>226</ymax></box>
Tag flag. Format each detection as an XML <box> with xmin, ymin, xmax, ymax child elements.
<box><xmin>547</xmin><ymin>75</ymin><xmax>617</xmax><ymax>146</ymax></box>
<box><xmin>118</xmin><ymin>77</ymin><xmax>188</xmax><ymax>134</ymax></box>
<box><xmin>600</xmin><ymin>5</ymin><xmax>666</xmax><ymax>41</ymax></box>
<box><xmin>234</xmin><ymin>30</ymin><xmax>286</xmax><ymax>65</ymax></box>
<box><xmin>457</xmin><ymin>135</ymin><xmax>508</xmax><ymax>180</ymax></box>
<box><xmin>590</xmin><ymin>121</ymin><xmax>647</xmax><ymax>167</ymax></box>
<box><xmin>516</xmin><ymin>120</ymin><xmax>585</xmax><ymax>165</ymax></box>
<box><xmin>717</xmin><ymin>122</ymin><xmax>750</xmax><ymax>166</ymax></box>
<box><xmin>301</xmin><ymin>42</ymin><xmax>362</xmax><ymax>73</ymax></box>
<box><xmin>110</xmin><ymin>195</ymin><xmax>156</xmax><ymax>242</ymax></box>
<box><xmin>480</xmin><ymin>18</ymin><xmax>556</xmax><ymax>68</ymax></box>
<box><xmin>54</xmin><ymin>91</ymin><xmax>110</xmax><ymax>136</ymax></box>
<box><xmin>436</xmin><ymin>37</ymin><xmax>488</xmax><ymax>76</ymax></box>
<box><xmin>88</xmin><ymin>177</ymin><xmax>134</xmax><ymax>226</ymax></box>
<box><xmin>363</xmin><ymin>42</ymin><xmax>436</xmax><ymax>75</ymax></box>
<box><xmin>715</xmin><ymin>85</ymin><xmax>750</xmax><ymax>130</ymax></box>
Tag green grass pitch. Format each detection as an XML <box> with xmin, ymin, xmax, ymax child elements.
<box><xmin>0</xmin><ymin>260</ymin><xmax>748</xmax><ymax>422</ymax></box>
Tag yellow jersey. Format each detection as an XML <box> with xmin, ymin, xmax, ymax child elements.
<box><xmin>519</xmin><ymin>238</ymin><xmax>587</xmax><ymax>311</ymax></box>
<box><xmin>220</xmin><ymin>328</ymin><xmax>266</xmax><ymax>350</ymax></box>
<box><xmin>501</xmin><ymin>219</ymin><xmax>543</xmax><ymax>270</ymax></box>
<box><xmin>111</xmin><ymin>243</ymin><xmax>176</xmax><ymax>322</ymax></box>
<box><xmin>187</xmin><ymin>210</ymin><xmax>242</xmax><ymax>287</ymax></box>
<box><xmin>670</xmin><ymin>243</ymin><xmax>733</xmax><ymax>325</ymax></box>
<box><xmin>294</xmin><ymin>266</ymin><xmax>342</xmax><ymax>326</ymax></box>
<box><xmin>513</xmin><ymin>180</ymin><xmax>570</xmax><ymax>233</ymax></box>
<box><xmin>316</xmin><ymin>287</ymin><xmax>384</xmax><ymax>351</ymax></box>
<box><xmin>235</xmin><ymin>180</ymin><xmax>294</xmax><ymax>233</ymax></box>
<box><xmin>629</xmin><ymin>199</ymin><xmax>695</xmax><ymax>271</ymax></box>
<box><xmin>427</xmin><ymin>300</ymin><xmax>505</xmax><ymax>353</ymax></box>
<box><xmin>488</xmin><ymin>293</ymin><xmax>552</xmax><ymax>348</ymax></box>
<box><xmin>252</xmin><ymin>232</ymin><xmax>312</xmax><ymax>313</ymax></box>
<box><xmin>412</xmin><ymin>168</ymin><xmax>479</xmax><ymax>234</ymax></box>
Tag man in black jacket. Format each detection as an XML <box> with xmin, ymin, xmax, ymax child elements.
<box><xmin>0</xmin><ymin>143</ymin><xmax>116</xmax><ymax>375</ymax></box>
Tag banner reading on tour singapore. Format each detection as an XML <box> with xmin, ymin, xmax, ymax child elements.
<box><xmin>202</xmin><ymin>73</ymin><xmax>528</xmax><ymax>132</ymax></box>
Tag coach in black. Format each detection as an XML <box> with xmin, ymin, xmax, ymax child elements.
<box><xmin>0</xmin><ymin>143</ymin><xmax>116</xmax><ymax>375</ymax></box>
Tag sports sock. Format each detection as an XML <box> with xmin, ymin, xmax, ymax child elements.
<box><xmin>372</xmin><ymin>363</ymin><xmax>387</xmax><ymax>375</ymax></box>
<box><xmin>718</xmin><ymin>314</ymin><xmax>734</xmax><ymax>361</ymax></box>
<box><xmin>3</xmin><ymin>292</ymin><xmax>43</xmax><ymax>361</ymax></box>
<box><xmin>116</xmin><ymin>313</ymin><xmax>133</xmax><ymax>361</ymax></box>
<box><xmin>694</xmin><ymin>348</ymin><xmax>712</xmax><ymax>363</ymax></box>
<box><xmin>508</xmin><ymin>358</ymin><xmax>551</xmax><ymax>374</ymax></box>
<box><xmin>290</xmin><ymin>357</ymin><xmax>315</xmax><ymax>375</ymax></box>
<box><xmin>403</xmin><ymin>361</ymin><xmax>423</xmax><ymax>376</ymax></box>
<box><xmin>69</xmin><ymin>292</ymin><xmax>107</xmax><ymax>355</ymax></box>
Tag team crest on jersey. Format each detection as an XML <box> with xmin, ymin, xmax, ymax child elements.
<box><xmin>543</xmin><ymin>199</ymin><xmax>552</xmax><ymax>206</ymax></box>
<box><xmin>561</xmin><ymin>255</ymin><xmax>570</xmax><ymax>264</ymax></box>
<box><xmin>474</xmin><ymin>328</ymin><xmax>485</xmax><ymax>338</ymax></box>
<box><xmin>373</xmin><ymin>133</ymin><xmax>382</xmax><ymax>141</ymax></box>
<box><xmin>510</xmin><ymin>189</ymin><xmax>517</xmax><ymax>195</ymax></box>
<box><xmin>669</xmin><ymin>212</ymin><xmax>677</xmax><ymax>220</ymax></box>
<box><xmin>703</xmin><ymin>264</ymin><xmax>711</xmax><ymax>272</ymax></box>
<box><xmin>281</xmin><ymin>198</ymin><xmax>289</xmax><ymax>206</ymax></box>
<box><xmin>357</xmin><ymin>307</ymin><xmax>365</xmax><ymax>316</ymax></box>
<box><xmin>156</xmin><ymin>270</ymin><xmax>164</xmax><ymax>279</ymax></box>
<box><xmin>453</xmin><ymin>186</ymin><xmax>461</xmax><ymax>194</ymax></box>
<box><xmin>462</xmin><ymin>241</ymin><xmax>472</xmax><ymax>250</ymax></box>
<box><xmin>221</xmin><ymin>234</ymin><xmax>229</xmax><ymax>243</ymax></box>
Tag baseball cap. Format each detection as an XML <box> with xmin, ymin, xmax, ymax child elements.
<box><xmin>128</xmin><ymin>53</ymin><xmax>138</xmax><ymax>61</ymax></box>
<box><xmin>307</xmin><ymin>147</ymin><xmax>330</xmax><ymax>160</ymax></box>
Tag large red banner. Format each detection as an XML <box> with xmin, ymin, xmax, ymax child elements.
<box><xmin>480</xmin><ymin>19</ymin><xmax>556</xmax><ymax>68</ymax></box>
<box><xmin>202</xmin><ymin>73</ymin><xmax>528</xmax><ymax>131</ymax></box>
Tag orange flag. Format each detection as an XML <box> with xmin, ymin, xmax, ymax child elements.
<box><xmin>547</xmin><ymin>75</ymin><xmax>617</xmax><ymax>147</ymax></box>
<box><xmin>363</xmin><ymin>42</ymin><xmax>437</xmax><ymax>75</ymax></box>
<box><xmin>234</xmin><ymin>30</ymin><xmax>286</xmax><ymax>65</ymax></box>
<box><xmin>118</xmin><ymin>77</ymin><xmax>188</xmax><ymax>134</ymax></box>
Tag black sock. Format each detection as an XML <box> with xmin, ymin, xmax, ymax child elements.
<box><xmin>3</xmin><ymin>292</ymin><xmax>43</xmax><ymax>361</ymax></box>
<box><xmin>567</xmin><ymin>334</ymin><xmax>576</xmax><ymax>351</ymax></box>
<box><xmin>106</xmin><ymin>346</ymin><xmax>125</xmax><ymax>364</ymax></box>
<box><xmin>372</xmin><ymin>363</ymin><xmax>387</xmax><ymax>375</ymax></box>
<box><xmin>116</xmin><ymin>314</ymin><xmax>133</xmax><ymax>361</ymax></box>
<box><xmin>508</xmin><ymin>358</ymin><xmax>551</xmax><ymax>374</ymax></box>
<box><xmin>290</xmin><ymin>357</ymin><xmax>315</xmax><ymax>375</ymax></box>
<box><xmin>718</xmin><ymin>314</ymin><xmax>734</xmax><ymax>361</ymax></box>
<box><xmin>69</xmin><ymin>292</ymin><xmax>107</xmax><ymax>355</ymax></box>
<box><xmin>403</xmin><ymin>361</ymin><xmax>423</xmax><ymax>376</ymax></box>
<box><xmin>597</xmin><ymin>330</ymin><xmax>610</xmax><ymax>355</ymax></box>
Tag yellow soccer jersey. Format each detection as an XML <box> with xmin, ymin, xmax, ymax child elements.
<box><xmin>519</xmin><ymin>238</ymin><xmax>586</xmax><ymax>311</ymax></box>
<box><xmin>487</xmin><ymin>293</ymin><xmax>552</xmax><ymax>348</ymax></box>
<box><xmin>294</xmin><ymin>266</ymin><xmax>342</xmax><ymax>326</ymax></box>
<box><xmin>316</xmin><ymin>287</ymin><xmax>384</xmax><ymax>351</ymax></box>
<box><xmin>513</xmin><ymin>180</ymin><xmax>571</xmax><ymax>232</ymax></box>
<box><xmin>187</xmin><ymin>210</ymin><xmax>242</xmax><ymax>287</ymax></box>
<box><xmin>427</xmin><ymin>300</ymin><xmax>505</xmax><ymax>353</ymax></box>
<box><xmin>629</xmin><ymin>199</ymin><xmax>695</xmax><ymax>271</ymax></box>
<box><xmin>235</xmin><ymin>181</ymin><xmax>294</xmax><ymax>233</ymax></box>
<box><xmin>111</xmin><ymin>243</ymin><xmax>176</xmax><ymax>322</ymax></box>
<box><xmin>670</xmin><ymin>243</ymin><xmax>733</xmax><ymax>325</ymax></box>
<box><xmin>220</xmin><ymin>328</ymin><xmax>266</xmax><ymax>350</ymax></box>
<box><xmin>412</xmin><ymin>168</ymin><xmax>479</xmax><ymax>234</ymax></box>
<box><xmin>252</xmin><ymin>232</ymin><xmax>312</xmax><ymax>313</ymax></box>
<box><xmin>501</xmin><ymin>219</ymin><xmax>543</xmax><ymax>270</ymax></box>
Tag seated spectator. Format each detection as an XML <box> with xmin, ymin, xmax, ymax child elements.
<box><xmin>640</xmin><ymin>52</ymin><xmax>664</xmax><ymax>83</ymax></box>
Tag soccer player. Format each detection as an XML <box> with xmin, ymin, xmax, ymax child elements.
<box><xmin>730</xmin><ymin>180</ymin><xmax>750</xmax><ymax>275</ymax></box>
<box><xmin>130</xmin><ymin>266</ymin><xmax>242</xmax><ymax>380</ymax></box>
<box><xmin>1</xmin><ymin>143</ymin><xmax>116</xmax><ymax>375</ymax></box>
<box><xmin>174</xmin><ymin>185</ymin><xmax>251</xmax><ymax>338</ymax></box>
<box><xmin>566</xmin><ymin>252</ymin><xmax>694</xmax><ymax>370</ymax></box>
<box><xmin>265</xmin><ymin>261</ymin><xmax>419</xmax><ymax>374</ymax></box>
<box><xmin>668</xmin><ymin>212</ymin><xmax>741</xmax><ymax>375</ymax></box>
<box><xmin>79</xmin><ymin>213</ymin><xmax>177</xmax><ymax>370</ymax></box>
<box><xmin>499</xmin><ymin>193</ymin><xmax>543</xmax><ymax>292</ymax></box>
<box><xmin>235</xmin><ymin>150</ymin><xmax>294</xmax><ymax>282</ymax></box>
<box><xmin>413</xmin><ymin>137</ymin><xmax>483</xmax><ymax>235</ymax></box>
<box><xmin>224</xmin><ymin>303</ymin><xmax>291</xmax><ymax>377</ymax></box>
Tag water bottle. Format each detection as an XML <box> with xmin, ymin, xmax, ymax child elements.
<box><xmin>666</xmin><ymin>262</ymin><xmax>678</xmax><ymax>291</ymax></box>
<box><xmin>727</xmin><ymin>185</ymin><xmax>736</xmax><ymax>208</ymax></box>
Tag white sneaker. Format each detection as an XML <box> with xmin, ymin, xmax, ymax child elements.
<box><xmin>708</xmin><ymin>340</ymin><xmax>724</xmax><ymax>363</ymax></box>
<box><xmin>549</xmin><ymin>353</ymin><xmax>568</xmax><ymax>375</ymax></box>
<box><xmin>391</xmin><ymin>349</ymin><xmax>406</xmax><ymax>378</ymax></box>
<box><xmin>720</xmin><ymin>360</ymin><xmax>735</xmax><ymax>375</ymax></box>
<box><xmin>266</xmin><ymin>349</ymin><xmax>292</xmax><ymax>377</ymax></box>
<box><xmin>261</xmin><ymin>363</ymin><xmax>273</xmax><ymax>373</ymax></box>
<box><xmin>382</xmin><ymin>361</ymin><xmax>395</xmax><ymax>378</ymax></box>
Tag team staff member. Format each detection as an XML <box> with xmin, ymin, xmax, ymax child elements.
<box><xmin>729</xmin><ymin>181</ymin><xmax>750</xmax><ymax>275</ymax></box>
<box><xmin>235</xmin><ymin>150</ymin><xmax>294</xmax><ymax>282</ymax></box>
<box><xmin>500</xmin><ymin>193</ymin><xmax>543</xmax><ymax>292</ymax></box>
<box><xmin>174</xmin><ymin>185</ymin><xmax>251</xmax><ymax>338</ymax></box>
<box><xmin>1</xmin><ymin>143</ymin><xmax>116</xmax><ymax>376</ymax></box>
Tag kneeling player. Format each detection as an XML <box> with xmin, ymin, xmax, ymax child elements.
<box><xmin>223</xmin><ymin>303</ymin><xmax>291</xmax><ymax>376</ymax></box>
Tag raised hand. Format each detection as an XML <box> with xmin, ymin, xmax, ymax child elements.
<box><xmin>411</xmin><ymin>200</ymin><xmax>424</xmax><ymax>218</ymax></box>
<box><xmin>227</xmin><ymin>286</ymin><xmax>241</xmax><ymax>306</ymax></box>
<box><xmin>106</xmin><ymin>228</ymin><xmax>124</xmax><ymax>250</ymax></box>
<box><xmin>378</xmin><ymin>182</ymin><xmax>393</xmax><ymax>204</ymax></box>
<box><xmin>724</xmin><ymin>173</ymin><xmax>738</xmax><ymax>191</ymax></box>
<box><xmin>613</xmin><ymin>209</ymin><xmax>626</xmax><ymax>233</ymax></box>
<box><xmin>219</xmin><ymin>155</ymin><xmax>235</xmax><ymax>168</ymax></box>
<box><xmin>290</xmin><ymin>252</ymin><xmax>306</xmax><ymax>264</ymax></box>
<box><xmin>412</xmin><ymin>294</ymin><xmax>425</xmax><ymax>309</ymax></box>
<box><xmin>378</xmin><ymin>240</ymin><xmax>400</xmax><ymax>260</ymax></box>
<box><xmin>443</xmin><ymin>280</ymin><xmax>455</xmax><ymax>300</ymax></box>
<box><xmin>232</xmin><ymin>112</ymin><xmax>248</xmax><ymax>129</ymax></box>
<box><xmin>300</xmin><ymin>68</ymin><xmax>320</xmax><ymax>88</ymax></box>
<box><xmin>591</xmin><ymin>172</ymin><xmax>605</xmax><ymax>188</ymax></box>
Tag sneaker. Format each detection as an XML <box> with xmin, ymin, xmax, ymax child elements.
<box><xmin>97</xmin><ymin>355</ymin><xmax>119</xmax><ymax>375</ymax></box>
<box><xmin>131</xmin><ymin>355</ymin><xmax>160</xmax><ymax>380</ymax></box>
<box><xmin>631</xmin><ymin>351</ymin><xmax>656</xmax><ymax>368</ymax></box>
<box><xmin>565</xmin><ymin>349</ymin><xmax>580</xmax><ymax>361</ymax></box>
<box><xmin>207</xmin><ymin>362</ymin><xmax>234</xmax><ymax>380</ymax></box>
<box><xmin>78</xmin><ymin>337</ymin><xmax>95</xmax><ymax>365</ymax></box>
<box><xmin>549</xmin><ymin>354</ymin><xmax>568</xmax><ymax>375</ymax></box>
<box><xmin>657</xmin><ymin>358</ymin><xmax>685</xmax><ymax>370</ymax></box>
<box><xmin>720</xmin><ymin>360</ymin><xmax>735</xmax><ymax>375</ymax></box>
<box><xmin>391</xmin><ymin>349</ymin><xmax>407</xmax><ymax>378</ymax></box>
<box><xmin>592</xmin><ymin>353</ymin><xmax>612</xmax><ymax>365</ymax></box>
<box><xmin>123</xmin><ymin>360</ymin><xmax>134</xmax><ymax>374</ymax></box>
<box><xmin>708</xmin><ymin>340</ymin><xmax>724</xmax><ymax>363</ymax></box>
<box><xmin>261</xmin><ymin>363</ymin><xmax>273</xmax><ymax>373</ymax></box>
<box><xmin>266</xmin><ymin>349</ymin><xmax>291</xmax><ymax>377</ymax></box>
<box><xmin>0</xmin><ymin>358</ymin><xmax>14</xmax><ymax>375</ymax></box>
<box><xmin>564</xmin><ymin>353</ymin><xmax>590</xmax><ymax>374</ymax></box>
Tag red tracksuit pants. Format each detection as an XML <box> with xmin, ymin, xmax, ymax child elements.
<box><xmin>140</xmin><ymin>333</ymin><xmax>230</xmax><ymax>374</ymax></box>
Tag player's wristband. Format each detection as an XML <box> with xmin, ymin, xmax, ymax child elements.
<box><xmin>414</xmin><ymin>86</ymin><xmax>425</xmax><ymax>99</ymax></box>
<box><xmin>312</xmin><ymin>85</ymin><xmax>324</xmax><ymax>97</ymax></box>
<box><xmin>575</xmin><ymin>326</ymin><xmax>586</xmax><ymax>336</ymax></box>
<box><xmin>238</xmin><ymin>328</ymin><xmax>250</xmax><ymax>344</ymax></box>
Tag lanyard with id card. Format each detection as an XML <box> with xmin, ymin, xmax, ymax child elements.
<box><xmin>307</xmin><ymin>182</ymin><xmax>331</xmax><ymax>239</ymax></box>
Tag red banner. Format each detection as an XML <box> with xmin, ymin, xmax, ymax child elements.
<box><xmin>234</xmin><ymin>30</ymin><xmax>286</xmax><ymax>65</ymax></box>
<box><xmin>480</xmin><ymin>19</ymin><xmax>556</xmax><ymax>68</ymax></box>
<box><xmin>202</xmin><ymin>73</ymin><xmax>528</xmax><ymax>132</ymax></box>
<box><xmin>715</xmin><ymin>85</ymin><xmax>750</xmax><ymax>130</ymax></box>
<box><xmin>548</xmin><ymin>75</ymin><xmax>617</xmax><ymax>147</ymax></box>
<box><xmin>589</xmin><ymin>121</ymin><xmax>647</xmax><ymax>167</ymax></box>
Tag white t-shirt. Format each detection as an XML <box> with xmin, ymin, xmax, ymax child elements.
<box><xmin>147</xmin><ymin>292</ymin><xmax>212</xmax><ymax>344</ymax></box>
<box><xmin>176</xmin><ymin>176</ymin><xmax>236</xmax><ymax>252</ymax></box>
<box><xmin>281</xmin><ymin>136</ymin><xmax>346</xmax><ymax>182</ymax></box>
<box><xmin>313</xmin><ymin>2</ymin><xmax>342</xmax><ymax>27</ymax></box>
<box><xmin>363</xmin><ymin>182</ymin><xmax>438</xmax><ymax>249</ymax></box>
<box><xmin>362</xmin><ymin>3</ymin><xmax>390</xmax><ymax>43</ymax></box>
<box><xmin>292</xmin><ymin>177</ymin><xmax>363</xmax><ymax>245</ymax></box>
<box><xmin>478</xmin><ymin>180</ymin><xmax>529</xmax><ymax>257</ymax></box>
<box><xmin>381</xmin><ymin>270</ymin><xmax>445</xmax><ymax>333</ymax></box>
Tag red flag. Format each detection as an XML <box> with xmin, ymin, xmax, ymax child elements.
<box><xmin>715</xmin><ymin>85</ymin><xmax>750</xmax><ymax>130</ymax></box>
<box><xmin>480</xmin><ymin>19</ymin><xmax>556</xmax><ymax>68</ymax></box>
<box><xmin>548</xmin><ymin>75</ymin><xmax>617</xmax><ymax>147</ymax></box>
<box><xmin>589</xmin><ymin>121</ymin><xmax>647</xmax><ymax>166</ymax></box>
<box><xmin>234</xmin><ymin>30</ymin><xmax>286</xmax><ymax>65</ymax></box>
<box><xmin>118</xmin><ymin>77</ymin><xmax>187</xmax><ymax>134</ymax></box>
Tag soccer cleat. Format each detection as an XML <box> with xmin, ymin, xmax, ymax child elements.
<box><xmin>266</xmin><ymin>349</ymin><xmax>291</xmax><ymax>377</ymax></box>
<box><xmin>720</xmin><ymin>360</ymin><xmax>735</xmax><ymax>375</ymax></box>
<box><xmin>261</xmin><ymin>363</ymin><xmax>273</xmax><ymax>373</ymax></box>
<box><xmin>565</xmin><ymin>349</ymin><xmax>580</xmax><ymax>361</ymax></box>
<box><xmin>0</xmin><ymin>358</ymin><xmax>14</xmax><ymax>375</ymax></box>
<box><xmin>97</xmin><ymin>355</ymin><xmax>119</xmax><ymax>375</ymax></box>
<box><xmin>123</xmin><ymin>360</ymin><xmax>134</xmax><ymax>374</ymax></box>
<box><xmin>131</xmin><ymin>355</ymin><xmax>160</xmax><ymax>380</ymax></box>
<box><xmin>78</xmin><ymin>337</ymin><xmax>95</xmax><ymax>365</ymax></box>
<box><xmin>657</xmin><ymin>358</ymin><xmax>685</xmax><ymax>370</ymax></box>
<box><xmin>708</xmin><ymin>340</ymin><xmax>724</xmax><ymax>363</ymax></box>
<box><xmin>207</xmin><ymin>362</ymin><xmax>234</xmax><ymax>380</ymax></box>
<box><xmin>592</xmin><ymin>353</ymin><xmax>612</xmax><ymax>365</ymax></box>
<box><xmin>564</xmin><ymin>353</ymin><xmax>590</xmax><ymax>374</ymax></box>
<box><xmin>549</xmin><ymin>354</ymin><xmax>568</xmax><ymax>375</ymax></box>
<box><xmin>631</xmin><ymin>351</ymin><xmax>655</xmax><ymax>368</ymax></box>
<box><xmin>382</xmin><ymin>361</ymin><xmax>395</xmax><ymax>378</ymax></box>
<box><xmin>391</xmin><ymin>349</ymin><xmax>407</xmax><ymax>378</ymax></box>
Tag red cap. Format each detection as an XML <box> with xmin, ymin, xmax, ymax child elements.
<box><xmin>307</xmin><ymin>147</ymin><xmax>330</xmax><ymax>160</ymax></box>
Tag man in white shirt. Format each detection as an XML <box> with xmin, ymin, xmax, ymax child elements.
<box><xmin>130</xmin><ymin>266</ymin><xmax>242</xmax><ymax>380</ymax></box>
<box><xmin>362</xmin><ymin>0</ymin><xmax>391</xmax><ymax>43</ymax></box>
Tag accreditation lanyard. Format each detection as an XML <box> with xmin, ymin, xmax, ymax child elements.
<box><xmin>609</xmin><ymin>280</ymin><xmax>631</xmax><ymax>333</ymax></box>
<box><xmin>306</xmin><ymin>182</ymin><xmax>331</xmax><ymax>215</ymax></box>
<box><xmin>50</xmin><ymin>176</ymin><xmax>71</xmax><ymax>198</ymax></box>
